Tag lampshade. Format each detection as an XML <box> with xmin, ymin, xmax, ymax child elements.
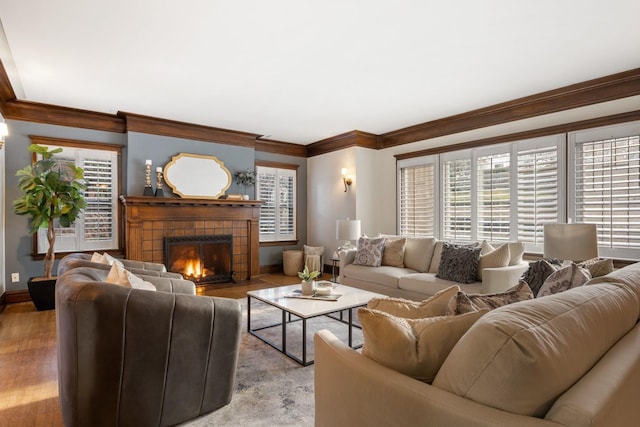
<box><xmin>336</xmin><ymin>219</ymin><xmax>361</xmax><ymax>241</ymax></box>
<box><xmin>543</xmin><ymin>223</ymin><xmax>598</xmax><ymax>262</ymax></box>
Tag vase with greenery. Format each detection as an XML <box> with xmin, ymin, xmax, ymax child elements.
<box><xmin>298</xmin><ymin>265</ymin><xmax>320</xmax><ymax>295</ymax></box>
<box><xmin>13</xmin><ymin>144</ymin><xmax>87</xmax><ymax>278</ymax></box>
<box><xmin>234</xmin><ymin>169</ymin><xmax>256</xmax><ymax>199</ymax></box>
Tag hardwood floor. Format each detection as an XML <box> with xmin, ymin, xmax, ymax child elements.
<box><xmin>0</xmin><ymin>273</ymin><xmax>306</xmax><ymax>426</ymax></box>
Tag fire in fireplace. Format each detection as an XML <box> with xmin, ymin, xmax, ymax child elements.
<box><xmin>164</xmin><ymin>235</ymin><xmax>234</xmax><ymax>284</ymax></box>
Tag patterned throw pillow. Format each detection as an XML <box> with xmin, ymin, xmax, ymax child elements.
<box><xmin>537</xmin><ymin>263</ymin><xmax>591</xmax><ymax>298</ymax></box>
<box><xmin>437</xmin><ymin>243</ymin><xmax>481</xmax><ymax>284</ymax></box>
<box><xmin>367</xmin><ymin>285</ymin><xmax>460</xmax><ymax>319</ymax></box>
<box><xmin>578</xmin><ymin>257</ymin><xmax>614</xmax><ymax>278</ymax></box>
<box><xmin>446</xmin><ymin>280</ymin><xmax>533</xmax><ymax>315</ymax></box>
<box><xmin>359</xmin><ymin>307</ymin><xmax>488</xmax><ymax>383</ymax></box>
<box><xmin>353</xmin><ymin>237</ymin><xmax>387</xmax><ymax>267</ymax></box>
<box><xmin>381</xmin><ymin>238</ymin><xmax>407</xmax><ymax>268</ymax></box>
<box><xmin>521</xmin><ymin>259</ymin><xmax>563</xmax><ymax>296</ymax></box>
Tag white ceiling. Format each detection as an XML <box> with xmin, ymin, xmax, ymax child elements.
<box><xmin>1</xmin><ymin>1</ymin><xmax>639</xmax><ymax>144</ymax></box>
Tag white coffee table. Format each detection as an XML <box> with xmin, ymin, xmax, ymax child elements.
<box><xmin>247</xmin><ymin>284</ymin><xmax>385</xmax><ymax>366</ymax></box>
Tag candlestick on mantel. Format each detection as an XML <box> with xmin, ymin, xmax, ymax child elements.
<box><xmin>155</xmin><ymin>168</ymin><xmax>165</xmax><ymax>197</ymax></box>
<box><xmin>143</xmin><ymin>161</ymin><xmax>154</xmax><ymax>196</ymax></box>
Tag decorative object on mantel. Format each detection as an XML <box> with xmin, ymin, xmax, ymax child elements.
<box><xmin>154</xmin><ymin>166</ymin><xmax>165</xmax><ymax>197</ymax></box>
<box><xmin>226</xmin><ymin>194</ymin><xmax>244</xmax><ymax>201</ymax></box>
<box><xmin>234</xmin><ymin>169</ymin><xmax>257</xmax><ymax>200</ymax></box>
<box><xmin>143</xmin><ymin>159</ymin><xmax>154</xmax><ymax>196</ymax></box>
<box><xmin>164</xmin><ymin>153</ymin><xmax>232</xmax><ymax>199</ymax></box>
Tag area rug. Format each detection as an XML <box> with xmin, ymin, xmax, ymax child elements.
<box><xmin>183</xmin><ymin>297</ymin><xmax>363</xmax><ymax>426</ymax></box>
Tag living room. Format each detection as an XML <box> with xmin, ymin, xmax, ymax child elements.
<box><xmin>1</xmin><ymin>1</ymin><xmax>640</xmax><ymax>426</ymax></box>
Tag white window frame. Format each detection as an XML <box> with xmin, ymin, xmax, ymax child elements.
<box><xmin>36</xmin><ymin>143</ymin><xmax>119</xmax><ymax>254</ymax></box>
<box><xmin>256</xmin><ymin>164</ymin><xmax>297</xmax><ymax>242</ymax></box>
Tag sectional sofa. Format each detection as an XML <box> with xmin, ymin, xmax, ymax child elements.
<box><xmin>316</xmin><ymin>262</ymin><xmax>640</xmax><ymax>426</ymax></box>
<box><xmin>338</xmin><ymin>236</ymin><xmax>529</xmax><ymax>299</ymax></box>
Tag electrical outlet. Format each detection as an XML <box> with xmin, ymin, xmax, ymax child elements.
<box><xmin>11</xmin><ymin>273</ymin><xmax>20</xmax><ymax>283</ymax></box>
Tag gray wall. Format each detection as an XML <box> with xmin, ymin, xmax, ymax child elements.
<box><xmin>3</xmin><ymin>120</ymin><xmax>309</xmax><ymax>292</ymax></box>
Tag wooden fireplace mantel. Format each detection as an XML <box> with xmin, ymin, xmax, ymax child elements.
<box><xmin>120</xmin><ymin>196</ymin><xmax>264</xmax><ymax>280</ymax></box>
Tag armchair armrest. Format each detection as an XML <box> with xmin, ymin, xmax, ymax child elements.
<box><xmin>481</xmin><ymin>262</ymin><xmax>529</xmax><ymax>294</ymax></box>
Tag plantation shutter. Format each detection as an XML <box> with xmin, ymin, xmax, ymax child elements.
<box><xmin>477</xmin><ymin>152</ymin><xmax>510</xmax><ymax>241</ymax></box>
<box><xmin>80</xmin><ymin>151</ymin><xmax>118</xmax><ymax>248</ymax></box>
<box><xmin>517</xmin><ymin>145</ymin><xmax>559</xmax><ymax>246</ymax></box>
<box><xmin>442</xmin><ymin>158</ymin><xmax>472</xmax><ymax>241</ymax></box>
<box><xmin>398</xmin><ymin>161</ymin><xmax>435</xmax><ymax>236</ymax></box>
<box><xmin>574</xmin><ymin>135</ymin><xmax>640</xmax><ymax>250</ymax></box>
<box><xmin>257</xmin><ymin>166</ymin><xmax>296</xmax><ymax>241</ymax></box>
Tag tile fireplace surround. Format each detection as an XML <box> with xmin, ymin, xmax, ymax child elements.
<box><xmin>120</xmin><ymin>196</ymin><xmax>262</xmax><ymax>281</ymax></box>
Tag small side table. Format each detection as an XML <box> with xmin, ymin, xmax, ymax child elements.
<box><xmin>330</xmin><ymin>257</ymin><xmax>340</xmax><ymax>282</ymax></box>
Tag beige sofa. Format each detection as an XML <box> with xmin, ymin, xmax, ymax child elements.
<box><xmin>339</xmin><ymin>237</ymin><xmax>529</xmax><ymax>299</ymax></box>
<box><xmin>315</xmin><ymin>263</ymin><xmax>640</xmax><ymax>427</ymax></box>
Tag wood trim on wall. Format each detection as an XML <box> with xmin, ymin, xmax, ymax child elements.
<box><xmin>395</xmin><ymin>109</ymin><xmax>640</xmax><ymax>160</ymax></box>
<box><xmin>30</xmin><ymin>135</ymin><xmax>124</xmax><ymax>152</ymax></box>
<box><xmin>119</xmin><ymin>111</ymin><xmax>260</xmax><ymax>147</ymax></box>
<box><xmin>255</xmin><ymin>160</ymin><xmax>300</xmax><ymax>170</ymax></box>
<box><xmin>255</xmin><ymin>138</ymin><xmax>307</xmax><ymax>157</ymax></box>
<box><xmin>381</xmin><ymin>68</ymin><xmax>640</xmax><ymax>148</ymax></box>
<box><xmin>306</xmin><ymin>130</ymin><xmax>379</xmax><ymax>157</ymax></box>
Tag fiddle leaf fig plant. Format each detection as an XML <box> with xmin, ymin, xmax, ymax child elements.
<box><xmin>13</xmin><ymin>144</ymin><xmax>87</xmax><ymax>278</ymax></box>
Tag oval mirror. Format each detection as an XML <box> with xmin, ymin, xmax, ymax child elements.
<box><xmin>163</xmin><ymin>153</ymin><xmax>232</xmax><ymax>199</ymax></box>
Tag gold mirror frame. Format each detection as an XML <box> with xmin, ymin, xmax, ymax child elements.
<box><xmin>163</xmin><ymin>153</ymin><xmax>232</xmax><ymax>199</ymax></box>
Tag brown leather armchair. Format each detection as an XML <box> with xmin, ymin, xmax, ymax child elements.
<box><xmin>55</xmin><ymin>265</ymin><xmax>242</xmax><ymax>426</ymax></box>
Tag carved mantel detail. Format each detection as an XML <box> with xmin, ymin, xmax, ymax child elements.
<box><xmin>120</xmin><ymin>196</ymin><xmax>263</xmax><ymax>281</ymax></box>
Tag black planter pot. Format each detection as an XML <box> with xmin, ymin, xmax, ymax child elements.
<box><xmin>27</xmin><ymin>277</ymin><xmax>57</xmax><ymax>311</ymax></box>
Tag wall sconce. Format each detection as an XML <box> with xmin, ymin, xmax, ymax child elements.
<box><xmin>341</xmin><ymin>168</ymin><xmax>352</xmax><ymax>192</ymax></box>
<box><xmin>0</xmin><ymin>120</ymin><xmax>8</xmax><ymax>147</ymax></box>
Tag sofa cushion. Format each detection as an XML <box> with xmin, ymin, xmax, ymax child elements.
<box><xmin>537</xmin><ymin>263</ymin><xmax>590</xmax><ymax>298</ymax></box>
<box><xmin>381</xmin><ymin>237</ymin><xmax>407</xmax><ymax>268</ymax></box>
<box><xmin>386</xmin><ymin>236</ymin><xmax>437</xmax><ymax>273</ymax></box>
<box><xmin>446</xmin><ymin>280</ymin><xmax>533</xmax><ymax>315</ymax></box>
<box><xmin>428</xmin><ymin>241</ymin><xmax>444</xmax><ymax>274</ymax></box>
<box><xmin>578</xmin><ymin>257</ymin><xmax>614</xmax><ymax>278</ymax></box>
<box><xmin>367</xmin><ymin>285</ymin><xmax>460</xmax><ymax>318</ymax></box>
<box><xmin>433</xmin><ymin>283</ymin><xmax>640</xmax><ymax>417</ymax></box>
<box><xmin>437</xmin><ymin>243</ymin><xmax>481</xmax><ymax>284</ymax></box>
<box><xmin>353</xmin><ymin>237</ymin><xmax>387</xmax><ymax>267</ymax></box>
<box><xmin>508</xmin><ymin>241</ymin><xmax>526</xmax><ymax>266</ymax></box>
<box><xmin>359</xmin><ymin>308</ymin><xmax>488</xmax><ymax>383</ymax></box>
<box><xmin>342</xmin><ymin>264</ymin><xmax>410</xmax><ymax>289</ymax></box>
<box><xmin>105</xmin><ymin>264</ymin><xmax>156</xmax><ymax>291</ymax></box>
<box><xmin>477</xmin><ymin>241</ymin><xmax>510</xmax><ymax>281</ymax></box>
<box><xmin>398</xmin><ymin>274</ymin><xmax>482</xmax><ymax>296</ymax></box>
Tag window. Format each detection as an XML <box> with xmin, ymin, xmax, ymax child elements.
<box><xmin>397</xmin><ymin>157</ymin><xmax>436</xmax><ymax>236</ymax></box>
<box><xmin>256</xmin><ymin>164</ymin><xmax>297</xmax><ymax>242</ymax></box>
<box><xmin>397</xmin><ymin>134</ymin><xmax>563</xmax><ymax>251</ymax></box>
<box><xmin>36</xmin><ymin>142</ymin><xmax>120</xmax><ymax>254</ymax></box>
<box><xmin>570</xmin><ymin>122</ymin><xmax>640</xmax><ymax>258</ymax></box>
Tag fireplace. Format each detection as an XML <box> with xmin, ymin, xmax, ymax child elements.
<box><xmin>164</xmin><ymin>235</ymin><xmax>234</xmax><ymax>284</ymax></box>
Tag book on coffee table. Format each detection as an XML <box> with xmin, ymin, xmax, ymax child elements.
<box><xmin>285</xmin><ymin>289</ymin><xmax>342</xmax><ymax>301</ymax></box>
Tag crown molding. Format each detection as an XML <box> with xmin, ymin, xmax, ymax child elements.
<box><xmin>255</xmin><ymin>138</ymin><xmax>307</xmax><ymax>157</ymax></box>
<box><xmin>118</xmin><ymin>111</ymin><xmax>259</xmax><ymax>147</ymax></box>
<box><xmin>381</xmin><ymin>68</ymin><xmax>640</xmax><ymax>147</ymax></box>
<box><xmin>306</xmin><ymin>130</ymin><xmax>379</xmax><ymax>157</ymax></box>
<box><xmin>394</xmin><ymin>109</ymin><xmax>640</xmax><ymax>161</ymax></box>
<box><xmin>0</xmin><ymin>57</ymin><xmax>17</xmax><ymax>110</ymax></box>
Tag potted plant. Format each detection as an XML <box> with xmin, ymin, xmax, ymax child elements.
<box><xmin>298</xmin><ymin>265</ymin><xmax>320</xmax><ymax>295</ymax></box>
<box><xmin>13</xmin><ymin>144</ymin><xmax>87</xmax><ymax>310</ymax></box>
<box><xmin>234</xmin><ymin>169</ymin><xmax>256</xmax><ymax>200</ymax></box>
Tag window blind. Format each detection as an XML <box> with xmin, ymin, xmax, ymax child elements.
<box><xmin>477</xmin><ymin>152</ymin><xmax>510</xmax><ymax>241</ymax></box>
<box><xmin>257</xmin><ymin>166</ymin><xmax>296</xmax><ymax>241</ymax></box>
<box><xmin>399</xmin><ymin>163</ymin><xmax>434</xmax><ymax>236</ymax></box>
<box><xmin>442</xmin><ymin>158</ymin><xmax>471</xmax><ymax>241</ymax></box>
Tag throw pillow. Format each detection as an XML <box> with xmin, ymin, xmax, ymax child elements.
<box><xmin>578</xmin><ymin>257</ymin><xmax>614</xmax><ymax>278</ymax></box>
<box><xmin>508</xmin><ymin>242</ymin><xmax>526</xmax><ymax>266</ymax></box>
<box><xmin>353</xmin><ymin>237</ymin><xmax>387</xmax><ymax>267</ymax></box>
<box><xmin>367</xmin><ymin>285</ymin><xmax>460</xmax><ymax>319</ymax></box>
<box><xmin>477</xmin><ymin>241</ymin><xmax>510</xmax><ymax>281</ymax></box>
<box><xmin>304</xmin><ymin>245</ymin><xmax>324</xmax><ymax>272</ymax></box>
<box><xmin>446</xmin><ymin>280</ymin><xmax>533</xmax><ymax>315</ymax></box>
<box><xmin>102</xmin><ymin>252</ymin><xmax>124</xmax><ymax>268</ymax></box>
<box><xmin>105</xmin><ymin>264</ymin><xmax>156</xmax><ymax>291</ymax></box>
<box><xmin>537</xmin><ymin>263</ymin><xmax>591</xmax><ymax>298</ymax></box>
<box><xmin>436</xmin><ymin>243</ymin><xmax>481</xmax><ymax>284</ymax></box>
<box><xmin>521</xmin><ymin>258</ymin><xmax>563</xmax><ymax>296</ymax></box>
<box><xmin>359</xmin><ymin>307</ymin><xmax>488</xmax><ymax>383</ymax></box>
<box><xmin>381</xmin><ymin>237</ymin><xmax>407</xmax><ymax>268</ymax></box>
